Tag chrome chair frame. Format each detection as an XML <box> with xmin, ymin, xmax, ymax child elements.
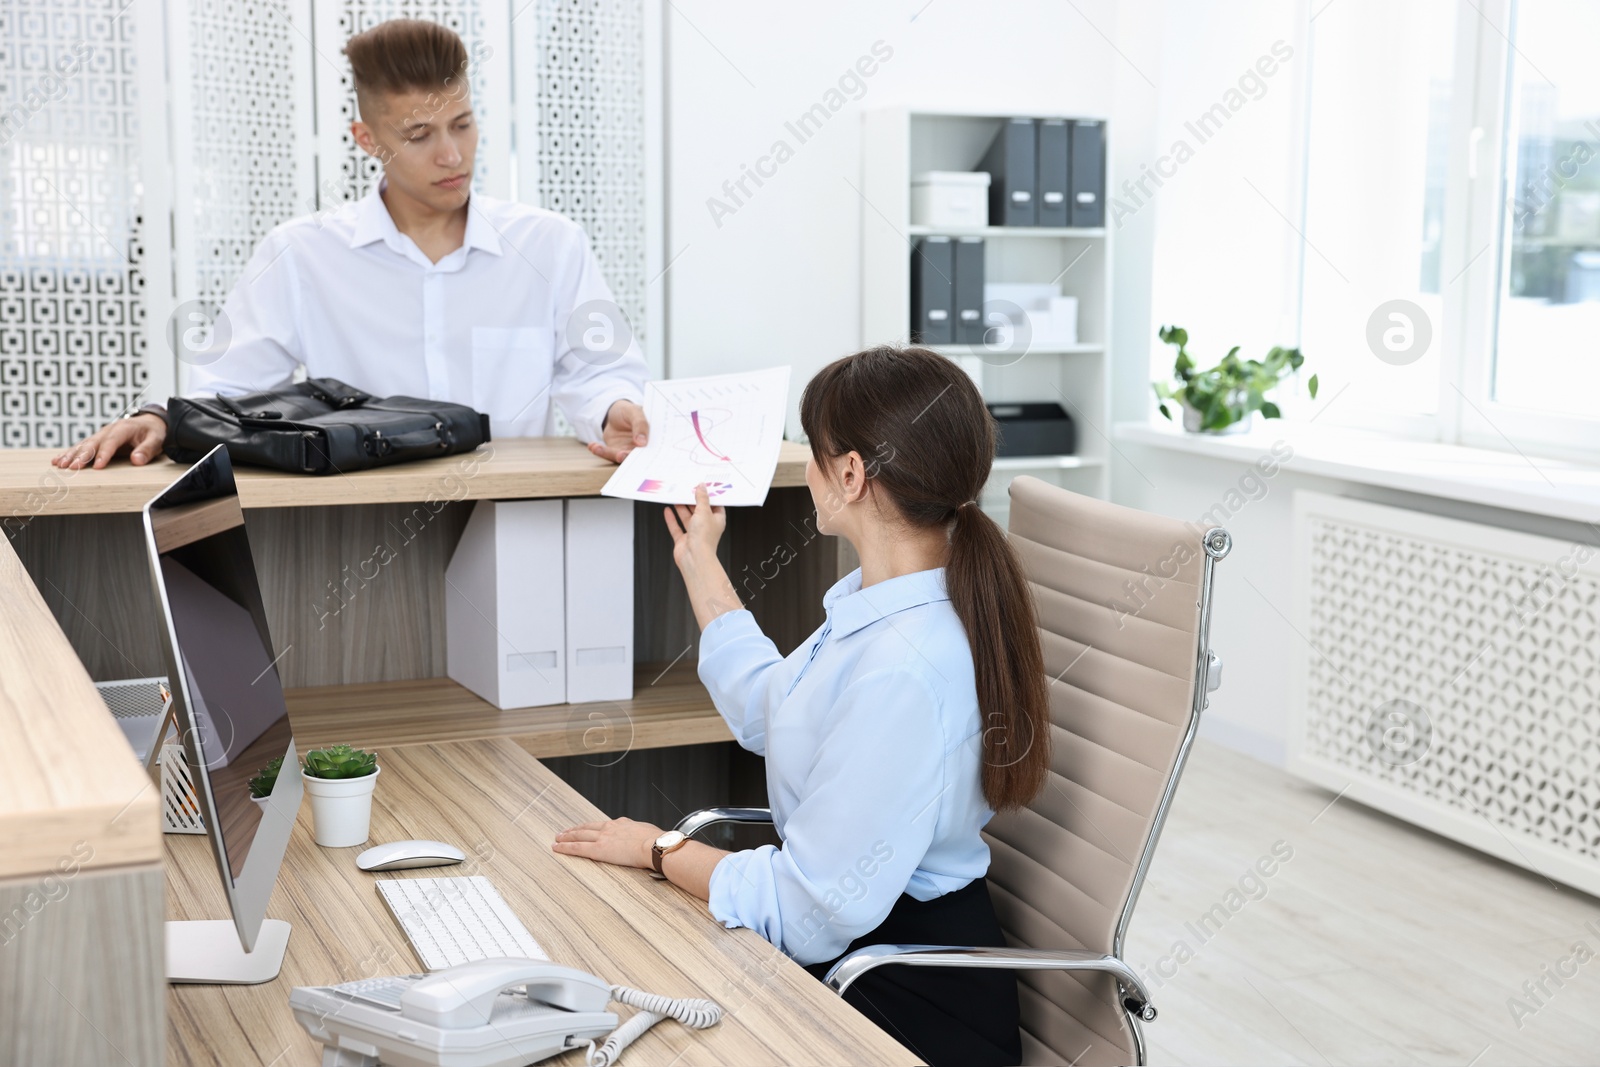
<box><xmin>674</xmin><ymin>528</ymin><xmax>1232</xmax><ymax>1066</ymax></box>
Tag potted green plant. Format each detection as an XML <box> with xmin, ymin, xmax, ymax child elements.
<box><xmin>248</xmin><ymin>755</ymin><xmax>283</xmax><ymax>807</ymax></box>
<box><xmin>1153</xmin><ymin>325</ymin><xmax>1317</xmax><ymax>434</ymax></box>
<box><xmin>300</xmin><ymin>744</ymin><xmax>380</xmax><ymax>848</ymax></box>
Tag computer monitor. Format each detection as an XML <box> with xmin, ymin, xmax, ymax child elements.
<box><xmin>143</xmin><ymin>444</ymin><xmax>303</xmax><ymax>983</ymax></box>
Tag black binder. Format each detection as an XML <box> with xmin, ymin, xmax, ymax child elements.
<box><xmin>978</xmin><ymin>117</ymin><xmax>1037</xmax><ymax>227</ymax></box>
<box><xmin>1070</xmin><ymin>120</ymin><xmax>1105</xmax><ymax>227</ymax></box>
<box><xmin>1036</xmin><ymin>119</ymin><xmax>1070</xmax><ymax>228</ymax></box>
<box><xmin>953</xmin><ymin>237</ymin><xmax>985</xmax><ymax>344</ymax></box>
<box><xmin>910</xmin><ymin>236</ymin><xmax>954</xmax><ymax>345</ymax></box>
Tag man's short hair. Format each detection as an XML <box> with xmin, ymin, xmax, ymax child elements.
<box><xmin>344</xmin><ymin>19</ymin><xmax>469</xmax><ymax>123</ymax></box>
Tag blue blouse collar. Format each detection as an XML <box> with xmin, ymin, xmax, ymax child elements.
<box><xmin>822</xmin><ymin>567</ymin><xmax>951</xmax><ymax>639</ymax></box>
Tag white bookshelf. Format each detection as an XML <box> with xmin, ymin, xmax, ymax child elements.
<box><xmin>861</xmin><ymin>106</ymin><xmax>1112</xmax><ymax>522</ymax></box>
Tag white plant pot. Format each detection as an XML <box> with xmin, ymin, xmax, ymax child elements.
<box><xmin>1182</xmin><ymin>403</ymin><xmax>1254</xmax><ymax>435</ymax></box>
<box><xmin>302</xmin><ymin>766</ymin><xmax>380</xmax><ymax>848</ymax></box>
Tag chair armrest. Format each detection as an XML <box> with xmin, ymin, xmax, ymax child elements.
<box><xmin>673</xmin><ymin>806</ymin><xmax>774</xmax><ymax>838</ymax></box>
<box><xmin>823</xmin><ymin>945</ymin><xmax>1157</xmax><ymax>1022</ymax></box>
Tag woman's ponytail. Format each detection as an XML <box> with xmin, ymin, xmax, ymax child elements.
<box><xmin>948</xmin><ymin>502</ymin><xmax>1050</xmax><ymax>811</ymax></box>
<box><xmin>800</xmin><ymin>346</ymin><xmax>1052</xmax><ymax>813</ymax></box>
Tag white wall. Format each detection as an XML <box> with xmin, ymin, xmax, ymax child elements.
<box><xmin>663</xmin><ymin>0</ymin><xmax>1147</xmax><ymax>434</ymax></box>
<box><xmin>1107</xmin><ymin>0</ymin><xmax>1313</xmax><ymax>763</ymax></box>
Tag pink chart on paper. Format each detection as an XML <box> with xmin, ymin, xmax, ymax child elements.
<box><xmin>691</xmin><ymin>410</ymin><xmax>731</xmax><ymax>461</ymax></box>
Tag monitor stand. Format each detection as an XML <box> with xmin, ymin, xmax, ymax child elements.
<box><xmin>166</xmin><ymin>919</ymin><xmax>291</xmax><ymax>984</ymax></box>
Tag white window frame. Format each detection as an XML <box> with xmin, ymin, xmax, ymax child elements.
<box><xmin>1303</xmin><ymin>0</ymin><xmax>1600</xmax><ymax>464</ymax></box>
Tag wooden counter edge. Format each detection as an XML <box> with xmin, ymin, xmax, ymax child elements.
<box><xmin>0</xmin><ymin>438</ymin><xmax>813</xmax><ymax>515</ymax></box>
<box><xmin>0</xmin><ymin>537</ymin><xmax>162</xmax><ymax>881</ymax></box>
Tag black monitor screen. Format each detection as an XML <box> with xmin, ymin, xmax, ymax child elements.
<box><xmin>147</xmin><ymin>452</ymin><xmax>292</xmax><ymax>883</ymax></box>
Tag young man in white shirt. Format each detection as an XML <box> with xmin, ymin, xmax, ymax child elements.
<box><xmin>53</xmin><ymin>19</ymin><xmax>649</xmax><ymax>471</ymax></box>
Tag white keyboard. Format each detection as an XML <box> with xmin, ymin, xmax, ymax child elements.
<box><xmin>376</xmin><ymin>876</ymin><xmax>548</xmax><ymax>971</ymax></box>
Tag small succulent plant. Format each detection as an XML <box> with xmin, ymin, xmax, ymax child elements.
<box><xmin>248</xmin><ymin>755</ymin><xmax>283</xmax><ymax>798</ymax></box>
<box><xmin>301</xmin><ymin>744</ymin><xmax>378</xmax><ymax>780</ymax></box>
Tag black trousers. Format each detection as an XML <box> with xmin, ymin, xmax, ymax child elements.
<box><xmin>805</xmin><ymin>879</ymin><xmax>1021</xmax><ymax>1067</ymax></box>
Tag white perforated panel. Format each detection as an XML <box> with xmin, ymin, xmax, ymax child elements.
<box><xmin>187</xmin><ymin>0</ymin><xmax>304</xmax><ymax>310</ymax></box>
<box><xmin>529</xmin><ymin>0</ymin><xmax>647</xmax><ymax>347</ymax></box>
<box><xmin>0</xmin><ymin>0</ymin><xmax>146</xmax><ymax>448</ymax></box>
<box><xmin>3</xmin><ymin>0</ymin><xmax>652</xmax><ymax>450</ymax></box>
<box><xmin>1292</xmin><ymin>492</ymin><xmax>1600</xmax><ymax>891</ymax></box>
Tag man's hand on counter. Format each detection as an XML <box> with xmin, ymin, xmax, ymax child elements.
<box><xmin>51</xmin><ymin>412</ymin><xmax>168</xmax><ymax>470</ymax></box>
<box><xmin>588</xmin><ymin>399</ymin><xmax>650</xmax><ymax>465</ymax></box>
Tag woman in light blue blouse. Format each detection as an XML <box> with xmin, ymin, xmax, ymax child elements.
<box><xmin>555</xmin><ymin>346</ymin><xmax>1051</xmax><ymax>1066</ymax></box>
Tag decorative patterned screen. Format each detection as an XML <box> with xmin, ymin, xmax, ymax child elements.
<box><xmin>1</xmin><ymin>0</ymin><xmax>652</xmax><ymax>449</ymax></box>
<box><xmin>187</xmin><ymin>0</ymin><xmax>304</xmax><ymax>310</ymax></box>
<box><xmin>529</xmin><ymin>0</ymin><xmax>647</xmax><ymax>346</ymax></box>
<box><xmin>1292</xmin><ymin>492</ymin><xmax>1600</xmax><ymax>892</ymax></box>
<box><xmin>0</xmin><ymin>0</ymin><xmax>146</xmax><ymax>448</ymax></box>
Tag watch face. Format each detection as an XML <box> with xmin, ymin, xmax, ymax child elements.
<box><xmin>655</xmin><ymin>830</ymin><xmax>687</xmax><ymax>850</ymax></box>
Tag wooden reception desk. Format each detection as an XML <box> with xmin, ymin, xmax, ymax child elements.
<box><xmin>0</xmin><ymin>532</ymin><xmax>165</xmax><ymax>1065</ymax></box>
<box><xmin>0</xmin><ymin>439</ymin><xmax>838</xmax><ymax>823</ymax></box>
<box><xmin>0</xmin><ymin>444</ymin><xmax>910</xmax><ymax>1066</ymax></box>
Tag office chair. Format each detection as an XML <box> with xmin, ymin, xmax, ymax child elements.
<box><xmin>676</xmin><ymin>476</ymin><xmax>1229</xmax><ymax>1066</ymax></box>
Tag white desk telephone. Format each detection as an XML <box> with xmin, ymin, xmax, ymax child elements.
<box><xmin>290</xmin><ymin>957</ymin><xmax>722</xmax><ymax>1067</ymax></box>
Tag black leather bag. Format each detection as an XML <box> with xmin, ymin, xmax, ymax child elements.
<box><xmin>164</xmin><ymin>378</ymin><xmax>491</xmax><ymax>475</ymax></box>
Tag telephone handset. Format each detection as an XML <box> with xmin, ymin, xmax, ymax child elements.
<box><xmin>400</xmin><ymin>958</ymin><xmax>611</xmax><ymax>1027</ymax></box>
<box><xmin>290</xmin><ymin>956</ymin><xmax>722</xmax><ymax>1067</ymax></box>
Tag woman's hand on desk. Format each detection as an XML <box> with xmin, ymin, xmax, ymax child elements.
<box><xmin>553</xmin><ymin>816</ymin><xmax>662</xmax><ymax>870</ymax></box>
<box><xmin>664</xmin><ymin>484</ymin><xmax>743</xmax><ymax>630</ymax></box>
<box><xmin>552</xmin><ymin>816</ymin><xmax>726</xmax><ymax>902</ymax></box>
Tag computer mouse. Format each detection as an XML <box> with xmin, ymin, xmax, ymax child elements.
<box><xmin>356</xmin><ymin>839</ymin><xmax>467</xmax><ymax>872</ymax></box>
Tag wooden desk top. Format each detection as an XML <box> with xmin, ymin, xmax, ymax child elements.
<box><xmin>0</xmin><ymin>536</ymin><xmax>160</xmax><ymax>880</ymax></box>
<box><xmin>0</xmin><ymin>438</ymin><xmax>812</xmax><ymax>516</ymax></box>
<box><xmin>165</xmin><ymin>737</ymin><xmax>919</xmax><ymax>1066</ymax></box>
<box><xmin>287</xmin><ymin>661</ymin><xmax>733</xmax><ymax>756</ymax></box>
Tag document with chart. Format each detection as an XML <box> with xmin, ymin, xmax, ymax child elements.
<box><xmin>601</xmin><ymin>367</ymin><xmax>792</xmax><ymax>506</ymax></box>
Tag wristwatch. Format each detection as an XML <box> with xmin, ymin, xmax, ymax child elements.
<box><xmin>650</xmin><ymin>829</ymin><xmax>688</xmax><ymax>880</ymax></box>
<box><xmin>120</xmin><ymin>402</ymin><xmax>167</xmax><ymax>424</ymax></box>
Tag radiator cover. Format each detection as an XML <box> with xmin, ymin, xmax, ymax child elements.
<box><xmin>1289</xmin><ymin>491</ymin><xmax>1600</xmax><ymax>895</ymax></box>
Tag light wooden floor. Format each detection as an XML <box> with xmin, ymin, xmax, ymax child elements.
<box><xmin>1128</xmin><ymin>741</ymin><xmax>1600</xmax><ymax>1067</ymax></box>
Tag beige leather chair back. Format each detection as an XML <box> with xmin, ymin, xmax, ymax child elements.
<box><xmin>988</xmin><ymin>476</ymin><xmax>1224</xmax><ymax>1066</ymax></box>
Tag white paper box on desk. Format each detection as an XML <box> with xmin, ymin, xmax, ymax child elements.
<box><xmin>446</xmin><ymin>499</ymin><xmax>566</xmax><ymax>709</ymax></box>
<box><xmin>565</xmin><ymin>497</ymin><xmax>634</xmax><ymax>703</ymax></box>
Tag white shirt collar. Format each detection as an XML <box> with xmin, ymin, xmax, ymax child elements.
<box><xmin>349</xmin><ymin>175</ymin><xmax>503</xmax><ymax>259</ymax></box>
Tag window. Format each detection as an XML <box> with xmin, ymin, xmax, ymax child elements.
<box><xmin>1301</xmin><ymin>0</ymin><xmax>1600</xmax><ymax>459</ymax></box>
<box><xmin>1489</xmin><ymin>0</ymin><xmax>1600</xmax><ymax>419</ymax></box>
<box><xmin>1301</xmin><ymin>0</ymin><xmax>1457</xmax><ymax>428</ymax></box>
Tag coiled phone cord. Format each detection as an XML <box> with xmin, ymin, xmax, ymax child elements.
<box><xmin>583</xmin><ymin>985</ymin><xmax>723</xmax><ymax>1067</ymax></box>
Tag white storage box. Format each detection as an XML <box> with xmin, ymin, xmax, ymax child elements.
<box><xmin>1048</xmin><ymin>295</ymin><xmax>1079</xmax><ymax>345</ymax></box>
<box><xmin>912</xmin><ymin>171</ymin><xmax>990</xmax><ymax>228</ymax></box>
<box><xmin>984</xmin><ymin>284</ymin><xmax>1080</xmax><ymax>347</ymax></box>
